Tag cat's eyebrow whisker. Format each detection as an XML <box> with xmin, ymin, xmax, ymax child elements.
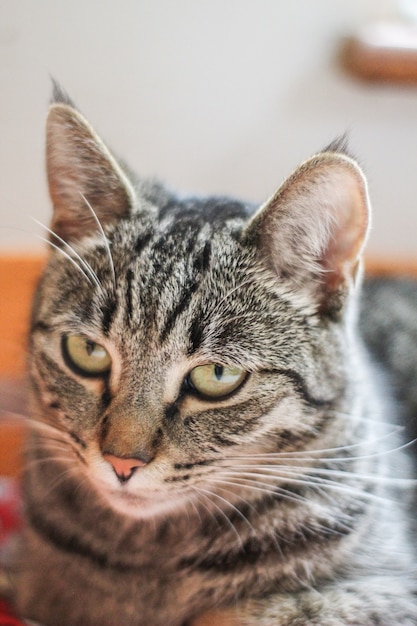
<box><xmin>31</xmin><ymin>217</ymin><xmax>103</xmax><ymax>291</ymax></box>
<box><xmin>79</xmin><ymin>193</ymin><xmax>116</xmax><ymax>289</ymax></box>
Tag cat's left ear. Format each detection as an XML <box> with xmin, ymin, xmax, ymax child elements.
<box><xmin>46</xmin><ymin>102</ymin><xmax>136</xmax><ymax>243</ymax></box>
<box><xmin>243</xmin><ymin>151</ymin><xmax>370</xmax><ymax>314</ymax></box>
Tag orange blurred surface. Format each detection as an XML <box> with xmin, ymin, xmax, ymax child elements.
<box><xmin>0</xmin><ymin>255</ymin><xmax>45</xmax><ymax>477</ymax></box>
<box><xmin>0</xmin><ymin>255</ymin><xmax>45</xmax><ymax>377</ymax></box>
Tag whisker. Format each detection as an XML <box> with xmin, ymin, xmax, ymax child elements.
<box><xmin>34</xmin><ymin>234</ymin><xmax>96</xmax><ymax>288</ymax></box>
<box><xmin>331</xmin><ymin>410</ymin><xmax>405</xmax><ymax>429</ymax></box>
<box><xmin>210</xmin><ymin>476</ymin><xmax>311</xmax><ymax>508</ymax></box>
<box><xmin>189</xmin><ymin>488</ymin><xmax>223</xmax><ymax>531</ymax></box>
<box><xmin>79</xmin><ymin>193</ymin><xmax>116</xmax><ymax>289</ymax></box>
<box><xmin>32</xmin><ymin>217</ymin><xmax>102</xmax><ymax>291</ymax></box>
<box><xmin>23</xmin><ymin>455</ymin><xmax>74</xmax><ymax>472</ymax></box>
<box><xmin>222</xmin><ymin>465</ymin><xmax>417</xmax><ymax>488</ymax></box>
<box><xmin>226</xmin><ymin>432</ymin><xmax>412</xmax><ymax>463</ymax></box>
<box><xmin>195</xmin><ymin>485</ymin><xmax>252</xmax><ymax>532</ymax></box>
<box><xmin>0</xmin><ymin>409</ymin><xmax>28</xmax><ymax>421</ymax></box>
<box><xmin>189</xmin><ymin>486</ymin><xmax>245</xmax><ymax>548</ymax></box>
<box><xmin>210</xmin><ymin>478</ymin><xmax>356</xmax><ymax>539</ymax></box>
<box><xmin>39</xmin><ymin>466</ymin><xmax>78</xmax><ymax>498</ymax></box>
<box><xmin>217</xmin><ymin>469</ymin><xmax>391</xmax><ymax>504</ymax></box>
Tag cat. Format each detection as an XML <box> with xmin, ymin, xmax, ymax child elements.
<box><xmin>7</xmin><ymin>85</ymin><xmax>417</xmax><ymax>625</ymax></box>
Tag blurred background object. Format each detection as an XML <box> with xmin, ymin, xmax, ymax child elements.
<box><xmin>0</xmin><ymin>0</ymin><xmax>416</xmax><ymax>262</ymax></box>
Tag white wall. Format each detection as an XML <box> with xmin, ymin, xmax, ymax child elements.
<box><xmin>1</xmin><ymin>0</ymin><xmax>415</xmax><ymax>260</ymax></box>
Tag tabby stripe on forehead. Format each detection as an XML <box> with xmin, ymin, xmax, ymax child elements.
<box><xmin>101</xmin><ymin>297</ymin><xmax>118</xmax><ymax>335</ymax></box>
<box><xmin>193</xmin><ymin>240</ymin><xmax>212</xmax><ymax>273</ymax></box>
<box><xmin>160</xmin><ymin>280</ymin><xmax>199</xmax><ymax>343</ymax></box>
<box><xmin>159</xmin><ymin>240</ymin><xmax>211</xmax><ymax>343</ymax></box>
<box><xmin>160</xmin><ymin>238</ymin><xmax>211</xmax><ymax>343</ymax></box>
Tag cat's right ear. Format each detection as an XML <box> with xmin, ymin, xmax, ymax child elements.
<box><xmin>243</xmin><ymin>150</ymin><xmax>370</xmax><ymax>315</ymax></box>
<box><xmin>46</xmin><ymin>101</ymin><xmax>136</xmax><ymax>243</ymax></box>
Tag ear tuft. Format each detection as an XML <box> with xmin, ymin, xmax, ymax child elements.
<box><xmin>50</xmin><ymin>79</ymin><xmax>76</xmax><ymax>108</ymax></box>
<box><xmin>244</xmin><ymin>151</ymin><xmax>370</xmax><ymax>314</ymax></box>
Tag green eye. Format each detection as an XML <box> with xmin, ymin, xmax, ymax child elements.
<box><xmin>188</xmin><ymin>364</ymin><xmax>247</xmax><ymax>399</ymax></box>
<box><xmin>63</xmin><ymin>335</ymin><xmax>112</xmax><ymax>376</ymax></box>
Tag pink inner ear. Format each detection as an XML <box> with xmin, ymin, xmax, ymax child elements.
<box><xmin>320</xmin><ymin>168</ymin><xmax>370</xmax><ymax>291</ymax></box>
<box><xmin>244</xmin><ymin>151</ymin><xmax>371</xmax><ymax>312</ymax></box>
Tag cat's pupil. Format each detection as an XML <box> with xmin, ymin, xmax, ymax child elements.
<box><xmin>214</xmin><ymin>365</ymin><xmax>223</xmax><ymax>380</ymax></box>
<box><xmin>86</xmin><ymin>340</ymin><xmax>96</xmax><ymax>357</ymax></box>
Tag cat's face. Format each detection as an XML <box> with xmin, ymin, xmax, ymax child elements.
<box><xmin>28</xmin><ymin>91</ymin><xmax>370</xmax><ymax>519</ymax></box>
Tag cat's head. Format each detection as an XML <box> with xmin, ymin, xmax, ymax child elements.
<box><xmin>29</xmin><ymin>87</ymin><xmax>370</xmax><ymax>518</ymax></box>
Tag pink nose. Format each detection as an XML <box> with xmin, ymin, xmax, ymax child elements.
<box><xmin>103</xmin><ymin>454</ymin><xmax>148</xmax><ymax>483</ymax></box>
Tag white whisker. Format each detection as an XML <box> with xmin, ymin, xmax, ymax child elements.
<box><xmin>221</xmin><ymin>464</ymin><xmax>417</xmax><ymax>488</ymax></box>
<box><xmin>210</xmin><ymin>476</ymin><xmax>310</xmax><ymax>508</ymax></box>
<box><xmin>189</xmin><ymin>486</ymin><xmax>245</xmax><ymax>548</ymax></box>
<box><xmin>32</xmin><ymin>217</ymin><xmax>102</xmax><ymax>291</ymax></box>
<box><xmin>217</xmin><ymin>469</ymin><xmax>391</xmax><ymax>504</ymax></box>
<box><xmin>79</xmin><ymin>193</ymin><xmax>116</xmax><ymax>288</ymax></box>
<box><xmin>226</xmin><ymin>431</ymin><xmax>411</xmax><ymax>464</ymax></box>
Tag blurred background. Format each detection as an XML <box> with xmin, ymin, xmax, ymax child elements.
<box><xmin>1</xmin><ymin>0</ymin><xmax>416</xmax><ymax>260</ymax></box>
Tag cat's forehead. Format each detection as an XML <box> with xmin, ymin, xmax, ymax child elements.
<box><xmin>151</xmin><ymin>192</ymin><xmax>252</xmax><ymax>242</ymax></box>
<box><xmin>110</xmin><ymin>192</ymin><xmax>252</xmax><ymax>266</ymax></box>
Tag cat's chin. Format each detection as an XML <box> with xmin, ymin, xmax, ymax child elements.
<box><xmin>100</xmin><ymin>486</ymin><xmax>189</xmax><ymax>520</ymax></box>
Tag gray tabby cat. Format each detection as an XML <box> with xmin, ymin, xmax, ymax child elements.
<box><xmin>10</xmin><ymin>87</ymin><xmax>417</xmax><ymax>625</ymax></box>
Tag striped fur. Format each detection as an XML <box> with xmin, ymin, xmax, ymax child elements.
<box><xmin>10</xmin><ymin>92</ymin><xmax>417</xmax><ymax>625</ymax></box>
